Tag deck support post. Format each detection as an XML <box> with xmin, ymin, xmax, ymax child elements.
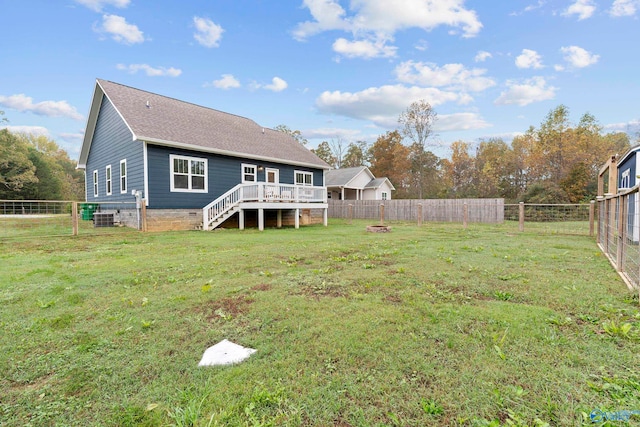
<box><xmin>277</xmin><ymin>210</ymin><xmax>282</xmax><ymax>228</ymax></box>
<box><xmin>258</xmin><ymin>208</ymin><xmax>264</xmax><ymax>231</ymax></box>
<box><xmin>295</xmin><ymin>208</ymin><xmax>300</xmax><ymax>229</ymax></box>
<box><xmin>239</xmin><ymin>209</ymin><xmax>245</xmax><ymax>230</ymax></box>
<box><xmin>323</xmin><ymin>208</ymin><xmax>328</xmax><ymax>226</ymax></box>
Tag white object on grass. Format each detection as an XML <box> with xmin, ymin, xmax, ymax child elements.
<box><xmin>198</xmin><ymin>339</ymin><xmax>257</xmax><ymax>367</ymax></box>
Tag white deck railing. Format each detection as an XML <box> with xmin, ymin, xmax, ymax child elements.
<box><xmin>202</xmin><ymin>183</ymin><xmax>326</xmax><ymax>230</ymax></box>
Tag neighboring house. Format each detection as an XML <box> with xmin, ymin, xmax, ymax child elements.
<box><xmin>613</xmin><ymin>145</ymin><xmax>640</xmax><ymax>241</ymax></box>
<box><xmin>326</xmin><ymin>166</ymin><xmax>395</xmax><ymax>201</ymax></box>
<box><xmin>78</xmin><ymin>79</ymin><xmax>330</xmax><ymax>231</ymax></box>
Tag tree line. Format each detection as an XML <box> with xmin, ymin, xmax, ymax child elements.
<box><xmin>309</xmin><ymin>103</ymin><xmax>632</xmax><ymax>203</ymax></box>
<box><xmin>0</xmin><ymin>115</ymin><xmax>84</xmax><ymax>201</ymax></box>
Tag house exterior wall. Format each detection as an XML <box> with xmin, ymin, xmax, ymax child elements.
<box><xmin>349</xmin><ymin>170</ymin><xmax>374</xmax><ymax>188</ymax></box>
<box><xmin>618</xmin><ymin>152</ymin><xmax>638</xmax><ymax>190</ymax></box>
<box><xmin>146</xmin><ymin>144</ymin><xmax>325</xmax><ymax>209</ymax></box>
<box><xmin>85</xmin><ymin>95</ymin><xmax>144</xmax><ymax>203</ymax></box>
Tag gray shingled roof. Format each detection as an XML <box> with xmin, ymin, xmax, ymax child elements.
<box><xmin>85</xmin><ymin>79</ymin><xmax>329</xmax><ymax>169</ymax></box>
<box><xmin>325</xmin><ymin>166</ymin><xmax>369</xmax><ymax>186</ymax></box>
<box><xmin>364</xmin><ymin>178</ymin><xmax>389</xmax><ymax>189</ymax></box>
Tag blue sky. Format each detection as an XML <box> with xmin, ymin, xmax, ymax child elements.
<box><xmin>1</xmin><ymin>0</ymin><xmax>639</xmax><ymax>159</ymax></box>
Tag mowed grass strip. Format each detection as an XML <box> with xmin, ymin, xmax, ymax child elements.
<box><xmin>1</xmin><ymin>220</ymin><xmax>639</xmax><ymax>426</ymax></box>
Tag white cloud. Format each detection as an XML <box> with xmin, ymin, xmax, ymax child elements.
<box><xmin>435</xmin><ymin>113</ymin><xmax>491</xmax><ymax>132</ymax></box>
<box><xmin>562</xmin><ymin>0</ymin><xmax>596</xmax><ymax>20</ymax></box>
<box><xmin>209</xmin><ymin>74</ymin><xmax>241</xmax><ymax>90</ymax></box>
<box><xmin>75</xmin><ymin>0</ymin><xmax>129</xmax><ymax>12</ymax></box>
<box><xmin>494</xmin><ymin>77</ymin><xmax>556</xmax><ymax>106</ymax></box>
<box><xmin>610</xmin><ymin>0</ymin><xmax>640</xmax><ymax>16</ymax></box>
<box><xmin>59</xmin><ymin>131</ymin><xmax>85</xmax><ymax>141</ymax></box>
<box><xmin>193</xmin><ymin>16</ymin><xmax>224</xmax><ymax>48</ymax></box>
<box><xmin>293</xmin><ymin>0</ymin><xmax>483</xmax><ymax>42</ymax></box>
<box><xmin>315</xmin><ymin>84</ymin><xmax>468</xmax><ymax>128</ymax></box>
<box><xmin>475</xmin><ymin>50</ymin><xmax>492</xmax><ymax>62</ymax></box>
<box><xmin>2</xmin><ymin>125</ymin><xmax>50</xmax><ymax>137</ymax></box>
<box><xmin>98</xmin><ymin>14</ymin><xmax>145</xmax><ymax>44</ymax></box>
<box><xmin>264</xmin><ymin>77</ymin><xmax>288</xmax><ymax>92</ymax></box>
<box><xmin>604</xmin><ymin>119</ymin><xmax>640</xmax><ymax>132</ymax></box>
<box><xmin>554</xmin><ymin>64</ymin><xmax>565</xmax><ymax>71</ymax></box>
<box><xmin>303</xmin><ymin>127</ymin><xmax>363</xmax><ymax>140</ymax></box>
<box><xmin>510</xmin><ymin>1</ymin><xmax>546</xmax><ymax>16</ymax></box>
<box><xmin>332</xmin><ymin>37</ymin><xmax>397</xmax><ymax>59</ymax></box>
<box><xmin>0</xmin><ymin>94</ymin><xmax>84</xmax><ymax>120</ymax></box>
<box><xmin>515</xmin><ymin>49</ymin><xmax>544</xmax><ymax>69</ymax></box>
<box><xmin>116</xmin><ymin>64</ymin><xmax>182</xmax><ymax>77</ymax></box>
<box><xmin>395</xmin><ymin>61</ymin><xmax>495</xmax><ymax>92</ymax></box>
<box><xmin>560</xmin><ymin>45</ymin><xmax>599</xmax><ymax>68</ymax></box>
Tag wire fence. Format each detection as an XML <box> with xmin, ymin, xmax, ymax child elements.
<box><xmin>504</xmin><ymin>203</ymin><xmax>595</xmax><ymax>236</ymax></box>
<box><xmin>597</xmin><ymin>189</ymin><xmax>640</xmax><ymax>293</ymax></box>
<box><xmin>0</xmin><ymin>200</ymin><xmax>140</xmax><ymax>239</ymax></box>
<box><xmin>0</xmin><ymin>199</ymin><xmax>597</xmax><ymax>239</ymax></box>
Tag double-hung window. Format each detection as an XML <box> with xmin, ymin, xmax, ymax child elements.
<box><xmin>621</xmin><ymin>169</ymin><xmax>630</xmax><ymax>189</ymax></box>
<box><xmin>93</xmin><ymin>170</ymin><xmax>99</xmax><ymax>197</ymax></box>
<box><xmin>242</xmin><ymin>164</ymin><xmax>257</xmax><ymax>183</ymax></box>
<box><xmin>170</xmin><ymin>154</ymin><xmax>207</xmax><ymax>192</ymax></box>
<box><xmin>105</xmin><ymin>165</ymin><xmax>112</xmax><ymax>195</ymax></box>
<box><xmin>120</xmin><ymin>159</ymin><xmax>127</xmax><ymax>194</ymax></box>
<box><xmin>295</xmin><ymin>170</ymin><xmax>313</xmax><ymax>186</ymax></box>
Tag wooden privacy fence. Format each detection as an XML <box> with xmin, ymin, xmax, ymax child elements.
<box><xmin>597</xmin><ymin>188</ymin><xmax>640</xmax><ymax>294</ymax></box>
<box><xmin>328</xmin><ymin>199</ymin><xmax>504</xmax><ymax>224</ymax></box>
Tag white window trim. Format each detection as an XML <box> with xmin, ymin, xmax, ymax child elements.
<box><xmin>621</xmin><ymin>169</ymin><xmax>630</xmax><ymax>189</ymax></box>
<box><xmin>105</xmin><ymin>165</ymin><xmax>112</xmax><ymax>196</ymax></box>
<box><xmin>242</xmin><ymin>163</ymin><xmax>257</xmax><ymax>183</ymax></box>
<box><xmin>170</xmin><ymin>154</ymin><xmax>208</xmax><ymax>193</ymax></box>
<box><xmin>295</xmin><ymin>170</ymin><xmax>313</xmax><ymax>186</ymax></box>
<box><xmin>93</xmin><ymin>170</ymin><xmax>99</xmax><ymax>197</ymax></box>
<box><xmin>120</xmin><ymin>159</ymin><xmax>127</xmax><ymax>194</ymax></box>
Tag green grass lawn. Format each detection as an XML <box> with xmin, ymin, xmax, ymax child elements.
<box><xmin>1</xmin><ymin>220</ymin><xmax>639</xmax><ymax>426</ymax></box>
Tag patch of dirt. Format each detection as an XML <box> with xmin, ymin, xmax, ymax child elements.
<box><xmin>251</xmin><ymin>283</ymin><xmax>272</xmax><ymax>292</ymax></box>
<box><xmin>383</xmin><ymin>294</ymin><xmax>403</xmax><ymax>304</ymax></box>
<box><xmin>193</xmin><ymin>295</ymin><xmax>255</xmax><ymax>322</ymax></box>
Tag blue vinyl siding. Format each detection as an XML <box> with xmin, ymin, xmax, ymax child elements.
<box><xmin>147</xmin><ymin>144</ymin><xmax>324</xmax><ymax>209</ymax></box>
<box><xmin>85</xmin><ymin>95</ymin><xmax>144</xmax><ymax>202</ymax></box>
<box><xmin>618</xmin><ymin>153</ymin><xmax>637</xmax><ymax>190</ymax></box>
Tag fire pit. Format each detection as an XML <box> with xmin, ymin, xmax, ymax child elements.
<box><xmin>366</xmin><ymin>225</ymin><xmax>391</xmax><ymax>233</ymax></box>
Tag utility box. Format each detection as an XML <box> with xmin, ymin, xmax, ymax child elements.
<box><xmin>93</xmin><ymin>212</ymin><xmax>114</xmax><ymax>227</ymax></box>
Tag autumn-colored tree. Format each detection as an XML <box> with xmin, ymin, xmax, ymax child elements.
<box><xmin>474</xmin><ymin>138</ymin><xmax>517</xmax><ymax>199</ymax></box>
<box><xmin>342</xmin><ymin>141</ymin><xmax>369</xmax><ymax>168</ymax></box>
<box><xmin>441</xmin><ymin>141</ymin><xmax>476</xmax><ymax>197</ymax></box>
<box><xmin>368</xmin><ymin>131</ymin><xmax>411</xmax><ymax>198</ymax></box>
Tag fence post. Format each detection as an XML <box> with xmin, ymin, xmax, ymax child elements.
<box><xmin>348</xmin><ymin>204</ymin><xmax>353</xmax><ymax>225</ymax></box>
<box><xmin>379</xmin><ymin>204</ymin><xmax>385</xmax><ymax>225</ymax></box>
<box><xmin>417</xmin><ymin>203</ymin><xmax>423</xmax><ymax>227</ymax></box>
<box><xmin>617</xmin><ymin>196</ymin><xmax>626</xmax><ymax>273</ymax></box>
<box><xmin>141</xmin><ymin>201</ymin><xmax>148</xmax><ymax>232</ymax></box>
<box><xmin>463</xmin><ymin>203</ymin><xmax>469</xmax><ymax>229</ymax></box>
<box><xmin>589</xmin><ymin>200</ymin><xmax>595</xmax><ymax>237</ymax></box>
<box><xmin>72</xmin><ymin>201</ymin><xmax>78</xmax><ymax>236</ymax></box>
<box><xmin>519</xmin><ymin>202</ymin><xmax>524</xmax><ymax>232</ymax></box>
